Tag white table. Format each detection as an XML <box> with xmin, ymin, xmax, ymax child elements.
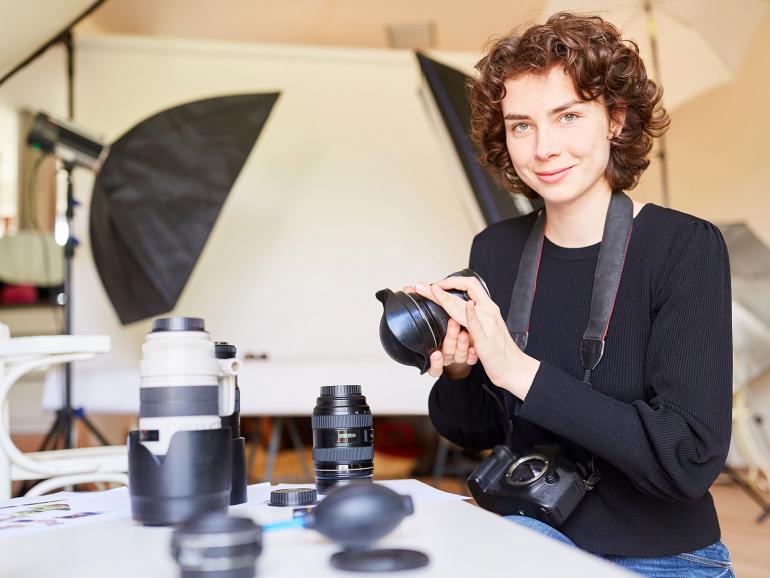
<box><xmin>0</xmin><ymin>498</ymin><xmax>633</xmax><ymax>577</ymax></box>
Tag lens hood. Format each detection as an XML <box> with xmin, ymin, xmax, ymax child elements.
<box><xmin>376</xmin><ymin>269</ymin><xmax>488</xmax><ymax>373</ymax></box>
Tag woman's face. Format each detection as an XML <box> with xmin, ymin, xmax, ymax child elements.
<box><xmin>501</xmin><ymin>67</ymin><xmax>619</xmax><ymax>207</ymax></box>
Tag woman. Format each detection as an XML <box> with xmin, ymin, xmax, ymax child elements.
<box><xmin>411</xmin><ymin>12</ymin><xmax>734</xmax><ymax>577</ymax></box>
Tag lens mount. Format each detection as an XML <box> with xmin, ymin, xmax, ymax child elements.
<box><xmin>504</xmin><ymin>453</ymin><xmax>550</xmax><ymax>487</ymax></box>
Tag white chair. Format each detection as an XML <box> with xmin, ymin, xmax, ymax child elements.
<box><xmin>0</xmin><ymin>323</ymin><xmax>128</xmax><ymax>499</ymax></box>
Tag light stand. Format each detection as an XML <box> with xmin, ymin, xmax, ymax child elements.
<box><xmin>37</xmin><ymin>160</ymin><xmax>110</xmax><ymax>450</ymax></box>
<box><xmin>28</xmin><ymin>33</ymin><xmax>110</xmax><ymax>451</ymax></box>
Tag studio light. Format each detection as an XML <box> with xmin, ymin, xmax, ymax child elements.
<box><xmin>27</xmin><ymin>112</ymin><xmax>108</xmax><ymax>171</ymax></box>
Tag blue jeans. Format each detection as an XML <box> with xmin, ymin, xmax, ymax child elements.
<box><xmin>505</xmin><ymin>515</ymin><xmax>735</xmax><ymax>577</ymax></box>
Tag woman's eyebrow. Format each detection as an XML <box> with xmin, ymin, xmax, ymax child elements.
<box><xmin>503</xmin><ymin>99</ymin><xmax>583</xmax><ymax>121</ymax></box>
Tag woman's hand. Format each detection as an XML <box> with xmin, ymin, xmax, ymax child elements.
<box><xmin>402</xmin><ymin>285</ymin><xmax>478</xmax><ymax>379</ymax></box>
<box><xmin>413</xmin><ymin>277</ymin><xmax>540</xmax><ymax>399</ymax></box>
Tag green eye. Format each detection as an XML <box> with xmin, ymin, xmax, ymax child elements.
<box><xmin>513</xmin><ymin>123</ymin><xmax>529</xmax><ymax>133</ymax></box>
<box><xmin>562</xmin><ymin>113</ymin><xmax>577</xmax><ymax>122</ymax></box>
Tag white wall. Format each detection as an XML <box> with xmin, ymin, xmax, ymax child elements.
<box><xmin>50</xmin><ymin>34</ymin><xmax>483</xmax><ymax>415</ymax></box>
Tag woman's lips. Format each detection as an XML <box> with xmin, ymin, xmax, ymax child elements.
<box><xmin>535</xmin><ymin>165</ymin><xmax>573</xmax><ymax>183</ymax></box>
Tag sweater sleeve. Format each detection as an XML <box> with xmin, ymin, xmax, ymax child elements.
<box><xmin>517</xmin><ymin>220</ymin><xmax>732</xmax><ymax>501</ymax></box>
<box><xmin>428</xmin><ymin>233</ymin><xmax>507</xmax><ymax>451</ymax></box>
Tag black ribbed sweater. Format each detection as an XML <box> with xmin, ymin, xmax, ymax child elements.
<box><xmin>428</xmin><ymin>203</ymin><xmax>733</xmax><ymax>557</ymax></box>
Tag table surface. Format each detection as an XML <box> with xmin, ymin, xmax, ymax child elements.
<box><xmin>0</xmin><ymin>498</ymin><xmax>634</xmax><ymax>578</ymax></box>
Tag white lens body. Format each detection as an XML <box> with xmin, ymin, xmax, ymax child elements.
<box><xmin>139</xmin><ymin>330</ymin><xmax>238</xmax><ymax>456</ymax></box>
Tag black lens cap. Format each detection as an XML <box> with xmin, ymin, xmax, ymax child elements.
<box><xmin>269</xmin><ymin>488</ymin><xmax>318</xmax><ymax>507</ymax></box>
<box><xmin>330</xmin><ymin>548</ymin><xmax>430</xmax><ymax>572</ymax></box>
<box><xmin>151</xmin><ymin>317</ymin><xmax>205</xmax><ymax>333</ymax></box>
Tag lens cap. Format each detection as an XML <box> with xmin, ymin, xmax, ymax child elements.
<box><xmin>330</xmin><ymin>548</ymin><xmax>430</xmax><ymax>572</ymax></box>
<box><xmin>269</xmin><ymin>488</ymin><xmax>318</xmax><ymax>507</ymax></box>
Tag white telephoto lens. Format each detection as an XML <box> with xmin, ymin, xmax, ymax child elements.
<box><xmin>139</xmin><ymin>317</ymin><xmax>223</xmax><ymax>456</ymax></box>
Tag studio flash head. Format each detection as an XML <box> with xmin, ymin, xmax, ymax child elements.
<box><xmin>27</xmin><ymin>112</ymin><xmax>108</xmax><ymax>170</ymax></box>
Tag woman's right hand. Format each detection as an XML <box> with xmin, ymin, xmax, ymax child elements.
<box><xmin>403</xmin><ymin>285</ymin><xmax>479</xmax><ymax>379</ymax></box>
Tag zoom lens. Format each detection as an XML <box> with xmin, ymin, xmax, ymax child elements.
<box><xmin>375</xmin><ymin>269</ymin><xmax>489</xmax><ymax>374</ymax></box>
<box><xmin>312</xmin><ymin>385</ymin><xmax>374</xmax><ymax>495</ymax></box>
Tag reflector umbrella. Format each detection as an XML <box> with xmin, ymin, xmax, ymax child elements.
<box><xmin>90</xmin><ymin>93</ymin><xmax>280</xmax><ymax>324</ymax></box>
<box><xmin>546</xmin><ymin>0</ymin><xmax>769</xmax><ymax>112</ymax></box>
<box><xmin>719</xmin><ymin>223</ymin><xmax>770</xmax><ymax>390</ymax></box>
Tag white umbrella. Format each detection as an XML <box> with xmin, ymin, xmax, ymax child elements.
<box><xmin>546</xmin><ymin>1</ymin><xmax>768</xmax><ymax>111</ymax></box>
<box><xmin>545</xmin><ymin>0</ymin><xmax>769</xmax><ymax>206</ymax></box>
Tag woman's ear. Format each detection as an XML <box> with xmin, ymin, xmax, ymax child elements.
<box><xmin>610</xmin><ymin>105</ymin><xmax>627</xmax><ymax>137</ymax></box>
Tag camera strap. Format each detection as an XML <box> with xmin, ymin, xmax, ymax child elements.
<box><xmin>504</xmin><ymin>191</ymin><xmax>634</xmax><ymax>490</ymax></box>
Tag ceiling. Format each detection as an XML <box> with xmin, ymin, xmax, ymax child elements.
<box><xmin>75</xmin><ymin>0</ymin><xmax>551</xmax><ymax>52</ymax></box>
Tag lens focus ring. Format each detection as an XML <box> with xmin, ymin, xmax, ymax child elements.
<box><xmin>312</xmin><ymin>446</ymin><xmax>375</xmax><ymax>463</ymax></box>
<box><xmin>311</xmin><ymin>413</ymin><xmax>373</xmax><ymax>429</ymax></box>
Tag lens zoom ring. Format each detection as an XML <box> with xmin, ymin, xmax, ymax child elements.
<box><xmin>140</xmin><ymin>386</ymin><xmax>219</xmax><ymax>418</ymax></box>
<box><xmin>311</xmin><ymin>413</ymin><xmax>373</xmax><ymax>429</ymax></box>
<box><xmin>312</xmin><ymin>446</ymin><xmax>374</xmax><ymax>462</ymax></box>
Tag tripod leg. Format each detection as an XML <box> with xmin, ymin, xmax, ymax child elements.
<box><xmin>77</xmin><ymin>411</ymin><xmax>111</xmax><ymax>446</ymax></box>
<box><xmin>286</xmin><ymin>418</ymin><xmax>311</xmax><ymax>481</ymax></box>
<box><xmin>38</xmin><ymin>411</ymin><xmax>63</xmax><ymax>451</ymax></box>
<box><xmin>263</xmin><ymin>418</ymin><xmax>284</xmax><ymax>484</ymax></box>
<box><xmin>246</xmin><ymin>417</ymin><xmax>263</xmax><ymax>482</ymax></box>
<box><xmin>724</xmin><ymin>466</ymin><xmax>770</xmax><ymax>524</ymax></box>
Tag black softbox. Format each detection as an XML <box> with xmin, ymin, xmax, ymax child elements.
<box><xmin>90</xmin><ymin>93</ymin><xmax>279</xmax><ymax>324</ymax></box>
<box><xmin>416</xmin><ymin>53</ymin><xmax>539</xmax><ymax>224</ymax></box>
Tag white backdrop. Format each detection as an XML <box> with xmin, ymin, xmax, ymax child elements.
<box><xmin>43</xmin><ymin>34</ymin><xmax>486</xmax><ymax>416</ymax></box>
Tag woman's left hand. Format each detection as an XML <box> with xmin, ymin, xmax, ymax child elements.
<box><xmin>414</xmin><ymin>276</ymin><xmax>540</xmax><ymax>400</ymax></box>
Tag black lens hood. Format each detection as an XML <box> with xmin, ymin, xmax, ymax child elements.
<box><xmin>375</xmin><ymin>269</ymin><xmax>489</xmax><ymax>374</ymax></box>
<box><xmin>376</xmin><ymin>289</ymin><xmax>437</xmax><ymax>373</ymax></box>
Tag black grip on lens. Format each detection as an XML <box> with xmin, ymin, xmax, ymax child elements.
<box><xmin>311</xmin><ymin>413</ymin><xmax>373</xmax><ymax>429</ymax></box>
<box><xmin>312</xmin><ymin>446</ymin><xmax>375</xmax><ymax>462</ymax></box>
<box><xmin>139</xmin><ymin>386</ymin><xmax>219</xmax><ymax>418</ymax></box>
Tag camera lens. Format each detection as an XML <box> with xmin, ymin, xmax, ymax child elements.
<box><xmin>312</xmin><ymin>385</ymin><xmax>374</xmax><ymax>495</ymax></box>
<box><xmin>171</xmin><ymin>512</ymin><xmax>262</xmax><ymax>578</ymax></box>
<box><xmin>129</xmin><ymin>316</ymin><xmax>234</xmax><ymax>526</ymax></box>
<box><xmin>376</xmin><ymin>269</ymin><xmax>489</xmax><ymax>373</ymax></box>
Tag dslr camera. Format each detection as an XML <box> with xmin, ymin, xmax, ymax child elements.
<box><xmin>468</xmin><ymin>444</ymin><xmax>588</xmax><ymax>527</ymax></box>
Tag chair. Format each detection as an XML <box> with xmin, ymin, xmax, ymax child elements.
<box><xmin>0</xmin><ymin>322</ymin><xmax>128</xmax><ymax>499</ymax></box>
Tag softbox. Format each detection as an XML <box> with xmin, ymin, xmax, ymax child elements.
<box><xmin>90</xmin><ymin>93</ymin><xmax>280</xmax><ymax>324</ymax></box>
<box><xmin>416</xmin><ymin>52</ymin><xmax>539</xmax><ymax>224</ymax></box>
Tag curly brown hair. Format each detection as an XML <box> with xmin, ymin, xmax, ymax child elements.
<box><xmin>468</xmin><ymin>12</ymin><xmax>670</xmax><ymax>199</ymax></box>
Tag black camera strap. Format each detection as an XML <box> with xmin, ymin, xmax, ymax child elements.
<box><xmin>504</xmin><ymin>191</ymin><xmax>634</xmax><ymax>490</ymax></box>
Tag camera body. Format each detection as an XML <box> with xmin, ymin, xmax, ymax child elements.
<box><xmin>468</xmin><ymin>444</ymin><xmax>586</xmax><ymax>527</ymax></box>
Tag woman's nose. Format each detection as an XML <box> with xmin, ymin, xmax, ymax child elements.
<box><xmin>535</xmin><ymin>126</ymin><xmax>561</xmax><ymax>160</ymax></box>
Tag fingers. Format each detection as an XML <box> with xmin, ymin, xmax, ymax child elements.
<box><xmin>427</xmin><ymin>350</ymin><xmax>444</xmax><ymax>378</ymax></box>
<box><xmin>428</xmin><ymin>284</ymin><xmax>468</xmax><ymax>326</ymax></box>
<box><xmin>435</xmin><ymin>275</ymin><xmax>493</xmax><ymax>307</ymax></box>
<box><xmin>413</xmin><ymin>283</ymin><xmax>439</xmax><ymax>304</ymax></box>
<box><xmin>402</xmin><ymin>285</ymin><xmax>417</xmax><ymax>294</ymax></box>
<box><xmin>465</xmin><ymin>300</ymin><xmax>489</xmax><ymax>346</ymax></box>
<box><xmin>454</xmin><ymin>330</ymin><xmax>470</xmax><ymax>364</ymax></box>
<box><xmin>441</xmin><ymin>318</ymin><xmax>460</xmax><ymax>364</ymax></box>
